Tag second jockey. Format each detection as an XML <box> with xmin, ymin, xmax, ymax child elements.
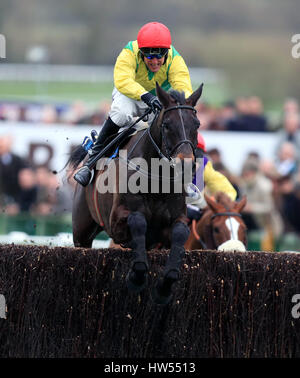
<box><xmin>186</xmin><ymin>133</ymin><xmax>237</xmax><ymax>222</ymax></box>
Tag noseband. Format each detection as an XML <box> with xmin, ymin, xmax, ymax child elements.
<box><xmin>210</xmin><ymin>211</ymin><xmax>245</xmax><ymax>249</ymax></box>
<box><xmin>193</xmin><ymin>211</ymin><xmax>243</xmax><ymax>250</ymax></box>
<box><xmin>147</xmin><ymin>104</ymin><xmax>197</xmax><ymax>162</ymax></box>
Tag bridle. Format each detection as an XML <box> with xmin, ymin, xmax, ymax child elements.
<box><xmin>211</xmin><ymin>211</ymin><xmax>245</xmax><ymax>248</ymax></box>
<box><xmin>193</xmin><ymin>210</ymin><xmax>244</xmax><ymax>250</ymax></box>
<box><xmin>120</xmin><ymin>104</ymin><xmax>198</xmax><ymax>182</ymax></box>
<box><xmin>147</xmin><ymin>104</ymin><xmax>197</xmax><ymax>163</ymax></box>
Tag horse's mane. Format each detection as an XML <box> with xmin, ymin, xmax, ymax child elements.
<box><xmin>169</xmin><ymin>90</ymin><xmax>186</xmax><ymax>105</ymax></box>
<box><xmin>214</xmin><ymin>191</ymin><xmax>235</xmax><ymax>210</ymax></box>
<box><xmin>65</xmin><ymin>144</ymin><xmax>87</xmax><ymax>175</ymax></box>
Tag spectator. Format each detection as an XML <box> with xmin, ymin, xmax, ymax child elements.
<box><xmin>207</xmin><ymin>148</ymin><xmax>223</xmax><ymax>166</ymax></box>
<box><xmin>275</xmin><ymin>141</ymin><xmax>298</xmax><ymax>177</ymax></box>
<box><xmin>34</xmin><ymin>167</ymin><xmax>72</xmax><ymax>215</ymax></box>
<box><xmin>206</xmin><ymin>147</ymin><xmax>235</xmax><ymax>180</ymax></box>
<box><xmin>260</xmin><ymin>158</ymin><xmax>280</xmax><ymax>182</ymax></box>
<box><xmin>76</xmin><ymin>101</ymin><xmax>111</xmax><ymax>126</ymax></box>
<box><xmin>0</xmin><ymin>104</ymin><xmax>20</xmax><ymax>122</ymax></box>
<box><xmin>40</xmin><ymin>105</ymin><xmax>59</xmax><ymax>124</ymax></box>
<box><xmin>276</xmin><ymin>175</ymin><xmax>300</xmax><ymax>234</ymax></box>
<box><xmin>34</xmin><ymin>167</ymin><xmax>58</xmax><ymax>215</ymax></box>
<box><xmin>194</xmin><ymin>101</ymin><xmax>211</xmax><ymax>130</ymax></box>
<box><xmin>0</xmin><ymin>134</ymin><xmax>29</xmax><ymax>211</ymax></box>
<box><xmin>60</xmin><ymin>100</ymin><xmax>87</xmax><ymax>124</ymax></box>
<box><xmin>283</xmin><ymin>97</ymin><xmax>299</xmax><ymax>117</ymax></box>
<box><xmin>218</xmin><ymin>101</ymin><xmax>237</xmax><ymax>130</ymax></box>
<box><xmin>239</xmin><ymin>161</ymin><xmax>283</xmax><ymax>238</ymax></box>
<box><xmin>243</xmin><ymin>151</ymin><xmax>261</xmax><ymax>167</ymax></box>
<box><xmin>275</xmin><ymin>112</ymin><xmax>300</xmax><ymax>159</ymax></box>
<box><xmin>227</xmin><ymin>96</ymin><xmax>268</xmax><ymax>132</ymax></box>
<box><xmin>17</xmin><ymin>168</ymin><xmax>38</xmax><ymax>212</ymax></box>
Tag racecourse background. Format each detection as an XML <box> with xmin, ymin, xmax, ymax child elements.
<box><xmin>1</xmin><ymin>64</ymin><xmax>300</xmax><ymax>252</ymax></box>
<box><xmin>0</xmin><ymin>123</ymin><xmax>280</xmax><ymax>175</ymax></box>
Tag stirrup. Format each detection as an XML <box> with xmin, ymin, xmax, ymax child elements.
<box><xmin>86</xmin><ymin>167</ymin><xmax>95</xmax><ymax>185</ymax></box>
<box><xmin>74</xmin><ymin>166</ymin><xmax>95</xmax><ymax>186</ymax></box>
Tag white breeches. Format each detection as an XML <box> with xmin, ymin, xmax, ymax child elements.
<box><xmin>109</xmin><ymin>88</ymin><xmax>155</xmax><ymax>127</ymax></box>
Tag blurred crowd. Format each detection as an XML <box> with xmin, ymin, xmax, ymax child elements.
<box><xmin>0</xmin><ymin>100</ymin><xmax>111</xmax><ymax>126</ymax></box>
<box><xmin>204</xmin><ymin>95</ymin><xmax>300</xmax><ymax>245</ymax></box>
<box><xmin>0</xmin><ymin>134</ymin><xmax>75</xmax><ymax>217</ymax></box>
<box><xmin>0</xmin><ymin>95</ymin><xmax>299</xmax><ymax>132</ymax></box>
<box><xmin>1</xmin><ymin>95</ymin><xmax>300</xmax><ymax>248</ymax></box>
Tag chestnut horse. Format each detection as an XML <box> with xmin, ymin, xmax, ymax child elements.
<box><xmin>185</xmin><ymin>192</ymin><xmax>248</xmax><ymax>252</ymax></box>
<box><xmin>68</xmin><ymin>83</ymin><xmax>203</xmax><ymax>304</ymax></box>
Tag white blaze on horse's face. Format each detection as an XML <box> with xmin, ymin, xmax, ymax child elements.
<box><xmin>217</xmin><ymin>217</ymin><xmax>246</xmax><ymax>252</ymax></box>
<box><xmin>225</xmin><ymin>217</ymin><xmax>240</xmax><ymax>240</ymax></box>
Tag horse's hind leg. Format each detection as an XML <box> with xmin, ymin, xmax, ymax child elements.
<box><xmin>72</xmin><ymin>185</ymin><xmax>102</xmax><ymax>248</ymax></box>
<box><xmin>153</xmin><ymin>221</ymin><xmax>190</xmax><ymax>305</ymax></box>
<box><xmin>125</xmin><ymin>211</ymin><xmax>149</xmax><ymax>293</ymax></box>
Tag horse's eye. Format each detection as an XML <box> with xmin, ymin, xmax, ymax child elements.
<box><xmin>163</xmin><ymin>123</ymin><xmax>170</xmax><ymax>131</ymax></box>
<box><xmin>191</xmin><ymin>119</ymin><xmax>200</xmax><ymax>129</ymax></box>
<box><xmin>214</xmin><ymin>227</ymin><xmax>220</xmax><ymax>233</ymax></box>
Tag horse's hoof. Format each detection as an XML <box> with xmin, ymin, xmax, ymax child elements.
<box><xmin>126</xmin><ymin>262</ymin><xmax>148</xmax><ymax>293</ymax></box>
<box><xmin>152</xmin><ymin>271</ymin><xmax>179</xmax><ymax>305</ymax></box>
<box><xmin>152</xmin><ymin>284</ymin><xmax>173</xmax><ymax>305</ymax></box>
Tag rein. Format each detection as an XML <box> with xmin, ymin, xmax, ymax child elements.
<box><xmin>193</xmin><ymin>210</ymin><xmax>243</xmax><ymax>250</ymax></box>
<box><xmin>210</xmin><ymin>211</ymin><xmax>243</xmax><ymax>249</ymax></box>
<box><xmin>120</xmin><ymin>104</ymin><xmax>197</xmax><ymax>182</ymax></box>
<box><xmin>191</xmin><ymin>219</ymin><xmax>208</xmax><ymax>249</ymax></box>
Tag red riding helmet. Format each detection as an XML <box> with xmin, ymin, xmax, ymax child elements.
<box><xmin>137</xmin><ymin>22</ymin><xmax>172</xmax><ymax>49</ymax></box>
<box><xmin>197</xmin><ymin>133</ymin><xmax>207</xmax><ymax>152</ymax></box>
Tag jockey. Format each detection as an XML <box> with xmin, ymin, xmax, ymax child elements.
<box><xmin>186</xmin><ymin>133</ymin><xmax>237</xmax><ymax>222</ymax></box>
<box><xmin>74</xmin><ymin>21</ymin><xmax>193</xmax><ymax>186</ymax></box>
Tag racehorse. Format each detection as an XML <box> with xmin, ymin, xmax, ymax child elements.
<box><xmin>68</xmin><ymin>82</ymin><xmax>204</xmax><ymax>304</ymax></box>
<box><xmin>185</xmin><ymin>192</ymin><xmax>248</xmax><ymax>252</ymax></box>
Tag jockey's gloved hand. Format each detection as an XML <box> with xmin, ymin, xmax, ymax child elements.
<box><xmin>187</xmin><ymin>205</ymin><xmax>202</xmax><ymax>221</ymax></box>
<box><xmin>141</xmin><ymin>92</ymin><xmax>162</xmax><ymax>112</ymax></box>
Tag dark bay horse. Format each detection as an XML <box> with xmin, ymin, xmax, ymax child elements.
<box><xmin>69</xmin><ymin>82</ymin><xmax>203</xmax><ymax>304</ymax></box>
<box><xmin>185</xmin><ymin>192</ymin><xmax>248</xmax><ymax>252</ymax></box>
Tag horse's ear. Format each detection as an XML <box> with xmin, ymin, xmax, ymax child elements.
<box><xmin>156</xmin><ymin>82</ymin><xmax>170</xmax><ymax>108</ymax></box>
<box><xmin>234</xmin><ymin>195</ymin><xmax>247</xmax><ymax>213</ymax></box>
<box><xmin>186</xmin><ymin>83</ymin><xmax>204</xmax><ymax>107</ymax></box>
<box><xmin>204</xmin><ymin>193</ymin><xmax>219</xmax><ymax>213</ymax></box>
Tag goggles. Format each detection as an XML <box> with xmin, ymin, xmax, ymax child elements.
<box><xmin>140</xmin><ymin>48</ymin><xmax>168</xmax><ymax>60</ymax></box>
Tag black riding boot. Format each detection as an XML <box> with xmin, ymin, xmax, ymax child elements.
<box><xmin>74</xmin><ymin>117</ymin><xmax>119</xmax><ymax>186</ymax></box>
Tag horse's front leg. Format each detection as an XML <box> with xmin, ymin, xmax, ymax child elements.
<box><xmin>126</xmin><ymin>211</ymin><xmax>149</xmax><ymax>292</ymax></box>
<box><xmin>153</xmin><ymin>221</ymin><xmax>190</xmax><ymax>304</ymax></box>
